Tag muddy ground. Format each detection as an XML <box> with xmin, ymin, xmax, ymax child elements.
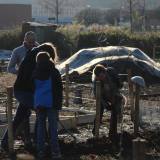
<box><xmin>0</xmin><ymin>73</ymin><xmax>160</xmax><ymax>160</ymax></box>
<box><xmin>0</xmin><ymin>123</ymin><xmax>134</xmax><ymax>160</ymax></box>
<box><xmin>1</xmin><ymin>123</ymin><xmax>160</xmax><ymax>160</ymax></box>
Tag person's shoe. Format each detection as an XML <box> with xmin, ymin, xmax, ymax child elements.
<box><xmin>51</xmin><ymin>152</ymin><xmax>62</xmax><ymax>159</ymax></box>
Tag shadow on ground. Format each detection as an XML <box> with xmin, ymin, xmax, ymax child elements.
<box><xmin>0</xmin><ymin>131</ymin><xmax>133</xmax><ymax>160</ymax></box>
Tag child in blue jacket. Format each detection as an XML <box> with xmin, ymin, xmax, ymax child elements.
<box><xmin>33</xmin><ymin>51</ymin><xmax>63</xmax><ymax>160</ymax></box>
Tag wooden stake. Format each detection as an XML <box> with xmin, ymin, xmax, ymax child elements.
<box><xmin>133</xmin><ymin>138</ymin><xmax>146</xmax><ymax>160</ymax></box>
<box><xmin>73</xmin><ymin>85</ymin><xmax>82</xmax><ymax>105</ymax></box>
<box><xmin>134</xmin><ymin>85</ymin><xmax>140</xmax><ymax>137</ymax></box>
<box><xmin>127</xmin><ymin>69</ymin><xmax>134</xmax><ymax>121</ymax></box>
<box><xmin>95</xmin><ymin>81</ymin><xmax>101</xmax><ymax>138</ymax></box>
<box><xmin>65</xmin><ymin>64</ymin><xmax>69</xmax><ymax>107</ymax></box>
<box><xmin>6</xmin><ymin>86</ymin><xmax>14</xmax><ymax>153</ymax></box>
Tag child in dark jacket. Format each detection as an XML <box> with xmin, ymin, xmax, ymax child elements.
<box><xmin>33</xmin><ymin>51</ymin><xmax>62</xmax><ymax>160</ymax></box>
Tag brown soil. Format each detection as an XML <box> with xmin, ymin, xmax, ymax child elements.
<box><xmin>0</xmin><ymin>73</ymin><xmax>160</xmax><ymax>160</ymax></box>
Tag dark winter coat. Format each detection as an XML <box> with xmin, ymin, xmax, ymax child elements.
<box><xmin>33</xmin><ymin>61</ymin><xmax>63</xmax><ymax>110</ymax></box>
<box><xmin>14</xmin><ymin>46</ymin><xmax>53</xmax><ymax>92</ymax></box>
<box><xmin>93</xmin><ymin>67</ymin><xmax>122</xmax><ymax>105</ymax></box>
<box><xmin>14</xmin><ymin>49</ymin><xmax>36</xmax><ymax>92</ymax></box>
<box><xmin>13</xmin><ymin>47</ymin><xmax>63</xmax><ymax>110</ymax></box>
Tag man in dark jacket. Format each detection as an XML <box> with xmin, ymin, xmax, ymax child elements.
<box><xmin>92</xmin><ymin>64</ymin><xmax>123</xmax><ymax>143</ymax></box>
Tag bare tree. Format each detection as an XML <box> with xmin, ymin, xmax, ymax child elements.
<box><xmin>121</xmin><ymin>0</ymin><xmax>146</xmax><ymax>32</ymax></box>
<box><xmin>39</xmin><ymin>0</ymin><xmax>65</xmax><ymax>23</ymax></box>
<box><xmin>39</xmin><ymin>0</ymin><xmax>85</xmax><ymax>24</ymax></box>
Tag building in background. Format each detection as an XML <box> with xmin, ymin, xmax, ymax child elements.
<box><xmin>0</xmin><ymin>0</ymin><xmax>86</xmax><ymax>24</ymax></box>
<box><xmin>0</xmin><ymin>4</ymin><xmax>31</xmax><ymax>29</ymax></box>
<box><xmin>0</xmin><ymin>0</ymin><xmax>160</xmax><ymax>27</ymax></box>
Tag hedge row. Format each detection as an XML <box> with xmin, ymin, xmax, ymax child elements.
<box><xmin>0</xmin><ymin>27</ymin><xmax>22</xmax><ymax>50</ymax></box>
<box><xmin>0</xmin><ymin>27</ymin><xmax>71</xmax><ymax>59</ymax></box>
<box><xmin>1</xmin><ymin>25</ymin><xmax>160</xmax><ymax>59</ymax></box>
<box><xmin>58</xmin><ymin>25</ymin><xmax>160</xmax><ymax>58</ymax></box>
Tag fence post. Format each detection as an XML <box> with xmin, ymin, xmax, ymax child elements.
<box><xmin>73</xmin><ymin>85</ymin><xmax>82</xmax><ymax>105</ymax></box>
<box><xmin>65</xmin><ymin>64</ymin><xmax>69</xmax><ymax>107</ymax></box>
<box><xmin>95</xmin><ymin>81</ymin><xmax>101</xmax><ymax>138</ymax></box>
<box><xmin>132</xmin><ymin>138</ymin><xmax>146</xmax><ymax>160</ymax></box>
<box><xmin>6</xmin><ymin>86</ymin><xmax>14</xmax><ymax>154</ymax></box>
<box><xmin>134</xmin><ymin>85</ymin><xmax>140</xmax><ymax>137</ymax></box>
<box><xmin>127</xmin><ymin>69</ymin><xmax>134</xmax><ymax>121</ymax></box>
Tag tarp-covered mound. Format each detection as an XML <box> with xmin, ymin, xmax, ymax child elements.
<box><xmin>58</xmin><ymin>46</ymin><xmax>160</xmax><ymax>85</ymax></box>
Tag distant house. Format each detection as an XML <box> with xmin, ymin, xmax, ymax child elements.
<box><xmin>0</xmin><ymin>4</ymin><xmax>32</xmax><ymax>29</ymax></box>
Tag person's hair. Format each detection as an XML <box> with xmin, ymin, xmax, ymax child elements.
<box><xmin>36</xmin><ymin>52</ymin><xmax>51</xmax><ymax>63</ymax></box>
<box><xmin>93</xmin><ymin>64</ymin><xmax>106</xmax><ymax>76</ymax></box>
<box><xmin>24</xmin><ymin>31</ymin><xmax>36</xmax><ymax>40</ymax></box>
<box><xmin>37</xmin><ymin>42</ymin><xmax>58</xmax><ymax>63</ymax></box>
<box><xmin>92</xmin><ymin>64</ymin><xmax>106</xmax><ymax>81</ymax></box>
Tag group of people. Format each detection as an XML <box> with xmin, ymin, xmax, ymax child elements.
<box><xmin>1</xmin><ymin>31</ymin><xmax>62</xmax><ymax>160</ymax></box>
<box><xmin>1</xmin><ymin>31</ymin><xmax>123</xmax><ymax>159</ymax></box>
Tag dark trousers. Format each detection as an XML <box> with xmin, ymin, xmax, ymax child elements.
<box><xmin>93</xmin><ymin>97</ymin><xmax>121</xmax><ymax>141</ymax></box>
<box><xmin>36</xmin><ymin>108</ymin><xmax>60</xmax><ymax>155</ymax></box>
<box><xmin>92</xmin><ymin>102</ymin><xmax>109</xmax><ymax>134</ymax></box>
<box><xmin>1</xmin><ymin>103</ymin><xmax>31</xmax><ymax>147</ymax></box>
<box><xmin>109</xmin><ymin>104</ymin><xmax>118</xmax><ymax>142</ymax></box>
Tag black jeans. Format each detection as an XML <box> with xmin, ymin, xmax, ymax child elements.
<box><xmin>92</xmin><ymin>95</ymin><xmax>122</xmax><ymax>140</ymax></box>
<box><xmin>92</xmin><ymin>102</ymin><xmax>109</xmax><ymax>134</ymax></box>
<box><xmin>1</xmin><ymin>103</ymin><xmax>31</xmax><ymax>148</ymax></box>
